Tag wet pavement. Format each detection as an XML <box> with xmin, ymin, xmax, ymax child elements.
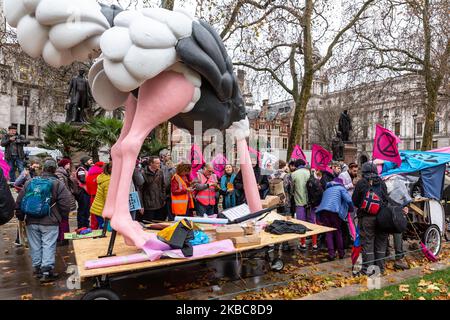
<box><xmin>0</xmin><ymin>214</ymin><xmax>338</xmax><ymax>300</ymax></box>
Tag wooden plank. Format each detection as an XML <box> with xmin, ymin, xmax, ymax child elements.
<box><xmin>73</xmin><ymin>219</ymin><xmax>334</xmax><ymax>280</ymax></box>
<box><xmin>409</xmin><ymin>203</ymin><xmax>424</xmax><ymax>216</ymax></box>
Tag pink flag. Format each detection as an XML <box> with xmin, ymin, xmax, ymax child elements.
<box><xmin>311</xmin><ymin>144</ymin><xmax>332</xmax><ymax>172</ymax></box>
<box><xmin>248</xmin><ymin>146</ymin><xmax>261</xmax><ymax>165</ymax></box>
<box><xmin>212</xmin><ymin>154</ymin><xmax>227</xmax><ymax>178</ymax></box>
<box><xmin>0</xmin><ymin>150</ymin><xmax>10</xmax><ymax>180</ymax></box>
<box><xmin>190</xmin><ymin>143</ymin><xmax>205</xmax><ymax>180</ymax></box>
<box><xmin>373</xmin><ymin>124</ymin><xmax>401</xmax><ymax>167</ymax></box>
<box><xmin>291</xmin><ymin>145</ymin><xmax>307</xmax><ymax>162</ymax></box>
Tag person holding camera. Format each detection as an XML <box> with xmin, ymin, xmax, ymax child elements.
<box><xmin>1</xmin><ymin>125</ymin><xmax>30</xmax><ymax>183</ymax></box>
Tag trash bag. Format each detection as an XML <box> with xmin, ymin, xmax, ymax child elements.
<box><xmin>0</xmin><ymin>169</ymin><xmax>15</xmax><ymax>226</ymax></box>
<box><xmin>385</xmin><ymin>175</ymin><xmax>413</xmax><ymax>207</ymax></box>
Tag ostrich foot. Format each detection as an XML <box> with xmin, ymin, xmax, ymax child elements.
<box><xmin>110</xmin><ymin>215</ymin><xmax>151</xmax><ymax>249</ymax></box>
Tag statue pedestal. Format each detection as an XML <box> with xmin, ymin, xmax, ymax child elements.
<box><xmin>343</xmin><ymin>144</ymin><xmax>358</xmax><ymax>164</ymax></box>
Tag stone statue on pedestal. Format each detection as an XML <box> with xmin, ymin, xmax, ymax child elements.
<box><xmin>338</xmin><ymin>110</ymin><xmax>352</xmax><ymax>143</ymax></box>
<box><xmin>66</xmin><ymin>69</ymin><xmax>92</xmax><ymax>123</ymax></box>
<box><xmin>331</xmin><ymin>131</ymin><xmax>345</xmax><ymax>161</ymax></box>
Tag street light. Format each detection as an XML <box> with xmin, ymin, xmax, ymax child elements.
<box><xmin>384</xmin><ymin>113</ymin><xmax>389</xmax><ymax>128</ymax></box>
<box><xmin>413</xmin><ymin>113</ymin><xmax>417</xmax><ymax>150</ymax></box>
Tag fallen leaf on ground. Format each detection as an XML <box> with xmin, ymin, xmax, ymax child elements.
<box><xmin>21</xmin><ymin>294</ymin><xmax>32</xmax><ymax>300</ymax></box>
<box><xmin>383</xmin><ymin>291</ymin><xmax>392</xmax><ymax>297</ymax></box>
<box><xmin>418</xmin><ymin>297</ymin><xmax>426</xmax><ymax>300</ymax></box>
<box><xmin>399</xmin><ymin>285</ymin><xmax>410</xmax><ymax>292</ymax></box>
<box><xmin>0</xmin><ymin>260</ymin><xmax>10</xmax><ymax>264</ymax></box>
<box><xmin>426</xmin><ymin>284</ymin><xmax>441</xmax><ymax>291</ymax></box>
<box><xmin>418</xmin><ymin>280</ymin><xmax>431</xmax><ymax>287</ymax></box>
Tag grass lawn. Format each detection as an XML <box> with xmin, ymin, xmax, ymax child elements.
<box><xmin>341</xmin><ymin>267</ymin><xmax>450</xmax><ymax>300</ymax></box>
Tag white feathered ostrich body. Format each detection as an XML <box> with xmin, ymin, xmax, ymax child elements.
<box><xmin>6</xmin><ymin>0</ymin><xmax>261</xmax><ymax>250</ymax></box>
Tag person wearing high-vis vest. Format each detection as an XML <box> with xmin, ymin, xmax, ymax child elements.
<box><xmin>171</xmin><ymin>163</ymin><xmax>195</xmax><ymax>216</ymax></box>
<box><xmin>192</xmin><ymin>164</ymin><xmax>220</xmax><ymax>216</ymax></box>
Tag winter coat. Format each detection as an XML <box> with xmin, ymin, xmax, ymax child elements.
<box><xmin>161</xmin><ymin>162</ymin><xmax>176</xmax><ymax>197</ymax></box>
<box><xmin>1</xmin><ymin>133</ymin><xmax>29</xmax><ymax>160</ymax></box>
<box><xmin>141</xmin><ymin>166</ymin><xmax>166</xmax><ymax>210</ymax></box>
<box><xmin>316</xmin><ymin>181</ymin><xmax>354</xmax><ymax>221</ymax></box>
<box><xmin>220</xmin><ymin>173</ymin><xmax>240</xmax><ymax>209</ymax></box>
<box><xmin>90</xmin><ymin>173</ymin><xmax>111</xmax><ymax>216</ymax></box>
<box><xmin>0</xmin><ymin>168</ymin><xmax>15</xmax><ymax>226</ymax></box>
<box><xmin>55</xmin><ymin>167</ymin><xmax>77</xmax><ymax>211</ymax></box>
<box><xmin>339</xmin><ymin>171</ymin><xmax>355</xmax><ymax>195</ymax></box>
<box><xmin>306</xmin><ymin>173</ymin><xmax>326</xmax><ymax>208</ymax></box>
<box><xmin>15</xmin><ymin>172</ymin><xmax>72</xmax><ymax>226</ymax></box>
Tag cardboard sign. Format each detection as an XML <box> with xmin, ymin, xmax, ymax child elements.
<box><xmin>129</xmin><ymin>191</ymin><xmax>142</xmax><ymax>211</ymax></box>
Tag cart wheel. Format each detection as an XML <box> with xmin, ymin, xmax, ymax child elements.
<box><xmin>270</xmin><ymin>258</ymin><xmax>284</xmax><ymax>271</ymax></box>
<box><xmin>422</xmin><ymin>224</ymin><xmax>442</xmax><ymax>257</ymax></box>
<box><xmin>81</xmin><ymin>289</ymin><xmax>120</xmax><ymax>300</ymax></box>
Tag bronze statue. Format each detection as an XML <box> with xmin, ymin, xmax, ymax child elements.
<box><xmin>338</xmin><ymin>110</ymin><xmax>352</xmax><ymax>143</ymax></box>
<box><xmin>331</xmin><ymin>131</ymin><xmax>344</xmax><ymax>161</ymax></box>
<box><xmin>66</xmin><ymin>69</ymin><xmax>92</xmax><ymax>123</ymax></box>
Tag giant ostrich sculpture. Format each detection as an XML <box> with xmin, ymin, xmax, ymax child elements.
<box><xmin>5</xmin><ymin>0</ymin><xmax>262</xmax><ymax>250</ymax></box>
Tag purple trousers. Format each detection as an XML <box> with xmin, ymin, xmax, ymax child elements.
<box><xmin>58</xmin><ymin>217</ymin><xmax>70</xmax><ymax>241</ymax></box>
<box><xmin>320</xmin><ymin>211</ymin><xmax>344</xmax><ymax>258</ymax></box>
<box><xmin>295</xmin><ymin>206</ymin><xmax>316</xmax><ymax>224</ymax></box>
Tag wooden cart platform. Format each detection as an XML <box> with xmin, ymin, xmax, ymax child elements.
<box><xmin>73</xmin><ymin>219</ymin><xmax>333</xmax><ymax>280</ymax></box>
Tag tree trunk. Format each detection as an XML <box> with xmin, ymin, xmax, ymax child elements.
<box><xmin>421</xmin><ymin>88</ymin><xmax>438</xmax><ymax>150</ymax></box>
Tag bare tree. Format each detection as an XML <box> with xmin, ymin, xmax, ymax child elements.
<box><xmin>348</xmin><ymin>0</ymin><xmax>450</xmax><ymax>150</ymax></box>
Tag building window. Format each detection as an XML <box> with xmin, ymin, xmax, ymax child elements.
<box><xmin>37</xmin><ymin>126</ymin><xmax>41</xmax><ymax>138</ymax></box>
<box><xmin>432</xmin><ymin>140</ymin><xmax>438</xmax><ymax>149</ymax></box>
<box><xmin>417</xmin><ymin>122</ymin><xmax>423</xmax><ymax>135</ymax></box>
<box><xmin>19</xmin><ymin>64</ymin><xmax>30</xmax><ymax>81</ymax></box>
<box><xmin>362</xmin><ymin>126</ymin><xmax>368</xmax><ymax>139</ymax></box>
<box><xmin>394</xmin><ymin>122</ymin><xmax>401</xmax><ymax>136</ymax></box>
<box><xmin>320</xmin><ymin>84</ymin><xmax>324</xmax><ymax>95</ymax></box>
<box><xmin>415</xmin><ymin>141</ymin><xmax>421</xmax><ymax>150</ymax></box>
<box><xmin>28</xmin><ymin>125</ymin><xmax>34</xmax><ymax>137</ymax></box>
<box><xmin>20</xmin><ymin>124</ymin><xmax>26</xmax><ymax>135</ymax></box>
<box><xmin>259</xmin><ymin>124</ymin><xmax>264</xmax><ymax>130</ymax></box>
<box><xmin>282</xmin><ymin>138</ymin><xmax>288</xmax><ymax>149</ymax></box>
<box><xmin>394</xmin><ymin>108</ymin><xmax>401</xmax><ymax>117</ymax></box>
<box><xmin>434</xmin><ymin>121</ymin><xmax>440</xmax><ymax>134</ymax></box>
<box><xmin>17</xmin><ymin>87</ymin><xmax>30</xmax><ymax>107</ymax></box>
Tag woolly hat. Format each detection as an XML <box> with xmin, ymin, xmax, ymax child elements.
<box><xmin>80</xmin><ymin>156</ymin><xmax>92</xmax><ymax>165</ymax></box>
<box><xmin>58</xmin><ymin>158</ymin><xmax>71</xmax><ymax>167</ymax></box>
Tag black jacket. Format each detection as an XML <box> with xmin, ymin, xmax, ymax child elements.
<box><xmin>141</xmin><ymin>166</ymin><xmax>166</xmax><ymax>210</ymax></box>
<box><xmin>352</xmin><ymin>176</ymin><xmax>389</xmax><ymax>217</ymax></box>
<box><xmin>0</xmin><ymin>169</ymin><xmax>15</xmax><ymax>225</ymax></box>
<box><xmin>15</xmin><ymin>172</ymin><xmax>72</xmax><ymax>226</ymax></box>
<box><xmin>1</xmin><ymin>134</ymin><xmax>29</xmax><ymax>161</ymax></box>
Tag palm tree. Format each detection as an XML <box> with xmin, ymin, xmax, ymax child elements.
<box><xmin>78</xmin><ymin>117</ymin><xmax>123</xmax><ymax>161</ymax></box>
<box><xmin>40</xmin><ymin>121</ymin><xmax>81</xmax><ymax>157</ymax></box>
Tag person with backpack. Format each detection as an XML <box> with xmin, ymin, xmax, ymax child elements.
<box><xmin>74</xmin><ymin>156</ymin><xmax>93</xmax><ymax>229</ymax></box>
<box><xmin>220</xmin><ymin>164</ymin><xmax>241</xmax><ymax>210</ymax></box>
<box><xmin>55</xmin><ymin>158</ymin><xmax>76</xmax><ymax>244</ymax></box>
<box><xmin>268</xmin><ymin>160</ymin><xmax>293</xmax><ymax>215</ymax></box>
<box><xmin>316</xmin><ymin>177</ymin><xmax>354</xmax><ymax>261</ymax></box>
<box><xmin>352</xmin><ymin>162</ymin><xmax>390</xmax><ymax>275</ymax></box>
<box><xmin>15</xmin><ymin>159</ymin><xmax>72</xmax><ymax>283</ymax></box>
<box><xmin>306</xmin><ymin>169</ymin><xmax>327</xmax><ymax>249</ymax></box>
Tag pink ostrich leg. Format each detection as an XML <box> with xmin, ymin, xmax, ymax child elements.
<box><xmin>109</xmin><ymin>71</ymin><xmax>195</xmax><ymax>249</ymax></box>
<box><xmin>102</xmin><ymin>95</ymin><xmax>138</xmax><ymax>220</ymax></box>
<box><xmin>237</xmin><ymin>139</ymin><xmax>263</xmax><ymax>212</ymax></box>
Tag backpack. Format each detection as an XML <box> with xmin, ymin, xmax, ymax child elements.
<box><xmin>20</xmin><ymin>177</ymin><xmax>56</xmax><ymax>218</ymax></box>
<box><xmin>269</xmin><ymin>173</ymin><xmax>286</xmax><ymax>203</ymax></box>
<box><xmin>361</xmin><ymin>180</ymin><xmax>381</xmax><ymax>215</ymax></box>
<box><xmin>306</xmin><ymin>175</ymin><xmax>324</xmax><ymax>208</ymax></box>
<box><xmin>376</xmin><ymin>205</ymin><xmax>408</xmax><ymax>234</ymax></box>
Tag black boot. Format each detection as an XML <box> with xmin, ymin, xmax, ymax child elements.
<box><xmin>40</xmin><ymin>268</ymin><xmax>59</xmax><ymax>284</ymax></box>
<box><xmin>33</xmin><ymin>266</ymin><xmax>42</xmax><ymax>279</ymax></box>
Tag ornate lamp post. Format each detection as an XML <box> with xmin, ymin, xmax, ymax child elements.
<box><xmin>413</xmin><ymin>113</ymin><xmax>417</xmax><ymax>150</ymax></box>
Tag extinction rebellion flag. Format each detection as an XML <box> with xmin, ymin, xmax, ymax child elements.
<box><xmin>291</xmin><ymin>145</ymin><xmax>307</xmax><ymax>163</ymax></box>
<box><xmin>190</xmin><ymin>143</ymin><xmax>205</xmax><ymax>180</ymax></box>
<box><xmin>373</xmin><ymin>124</ymin><xmax>402</xmax><ymax>167</ymax></box>
<box><xmin>311</xmin><ymin>144</ymin><xmax>332</xmax><ymax>172</ymax></box>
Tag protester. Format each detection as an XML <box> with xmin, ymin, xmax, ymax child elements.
<box><xmin>55</xmin><ymin>158</ymin><xmax>76</xmax><ymax>244</ymax></box>
<box><xmin>1</xmin><ymin>125</ymin><xmax>30</xmax><ymax>183</ymax></box>
<box><xmin>15</xmin><ymin>159</ymin><xmax>72</xmax><ymax>283</ymax></box>
<box><xmin>231</xmin><ymin>167</ymin><xmax>246</xmax><ymax>205</ymax></box>
<box><xmin>13</xmin><ymin>160</ymin><xmax>41</xmax><ymax>191</ymax></box>
<box><xmin>140</xmin><ymin>156</ymin><xmax>167</xmax><ymax>221</ymax></box>
<box><xmin>0</xmin><ymin>168</ymin><xmax>15</xmax><ymax>226</ymax></box>
<box><xmin>339</xmin><ymin>163</ymin><xmax>358</xmax><ymax>196</ymax></box>
<box><xmin>86</xmin><ymin>161</ymin><xmax>105</xmax><ymax>229</ymax></box>
<box><xmin>352</xmin><ymin>162</ymin><xmax>389</xmax><ymax>275</ymax></box>
<box><xmin>220</xmin><ymin>164</ymin><xmax>240</xmax><ymax>210</ymax></box>
<box><xmin>160</xmin><ymin>149</ymin><xmax>176</xmax><ymax>221</ymax></box>
<box><xmin>193</xmin><ymin>163</ymin><xmax>219</xmax><ymax>216</ymax></box>
<box><xmin>171</xmin><ymin>163</ymin><xmax>195</xmax><ymax>216</ymax></box>
<box><xmin>254</xmin><ymin>158</ymin><xmax>269</xmax><ymax>199</ymax></box>
<box><xmin>75</xmin><ymin>156</ymin><xmax>93</xmax><ymax>229</ymax></box>
<box><xmin>291</xmin><ymin>159</ymin><xmax>313</xmax><ymax>250</ymax></box>
<box><xmin>268</xmin><ymin>160</ymin><xmax>293</xmax><ymax>215</ymax></box>
<box><xmin>90</xmin><ymin>163</ymin><xmax>112</xmax><ymax>229</ymax></box>
<box><xmin>288</xmin><ymin>160</ymin><xmax>298</xmax><ymax>216</ymax></box>
<box><xmin>316</xmin><ymin>177</ymin><xmax>354</xmax><ymax>260</ymax></box>
<box><xmin>306</xmin><ymin>169</ymin><xmax>327</xmax><ymax>249</ymax></box>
